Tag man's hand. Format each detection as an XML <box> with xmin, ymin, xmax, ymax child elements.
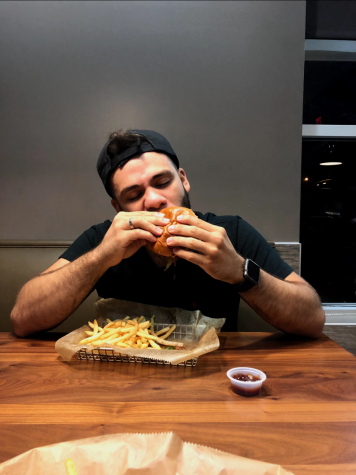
<box><xmin>167</xmin><ymin>214</ymin><xmax>244</xmax><ymax>283</ymax></box>
<box><xmin>99</xmin><ymin>211</ymin><xmax>169</xmax><ymax>268</ymax></box>
<box><xmin>167</xmin><ymin>214</ymin><xmax>325</xmax><ymax>339</ymax></box>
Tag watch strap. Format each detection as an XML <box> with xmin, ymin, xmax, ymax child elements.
<box><xmin>234</xmin><ymin>258</ymin><xmax>260</xmax><ymax>293</ymax></box>
<box><xmin>234</xmin><ymin>278</ymin><xmax>257</xmax><ymax>293</ymax></box>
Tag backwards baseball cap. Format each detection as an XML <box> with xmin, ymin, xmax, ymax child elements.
<box><xmin>96</xmin><ymin>129</ymin><xmax>180</xmax><ymax>197</ymax></box>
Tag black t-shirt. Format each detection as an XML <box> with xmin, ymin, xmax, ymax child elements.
<box><xmin>59</xmin><ymin>212</ymin><xmax>293</xmax><ymax>331</ymax></box>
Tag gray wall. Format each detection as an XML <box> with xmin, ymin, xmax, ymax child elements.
<box><xmin>0</xmin><ymin>1</ymin><xmax>305</xmax><ymax>244</ymax></box>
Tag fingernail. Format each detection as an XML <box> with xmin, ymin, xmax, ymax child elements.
<box><xmin>168</xmin><ymin>225</ymin><xmax>175</xmax><ymax>232</ymax></box>
<box><xmin>177</xmin><ymin>215</ymin><xmax>183</xmax><ymax>221</ymax></box>
<box><xmin>156</xmin><ymin>227</ymin><xmax>163</xmax><ymax>234</ymax></box>
<box><xmin>167</xmin><ymin>237</ymin><xmax>172</xmax><ymax>244</ymax></box>
<box><xmin>157</xmin><ymin>212</ymin><xmax>165</xmax><ymax>216</ymax></box>
<box><xmin>162</xmin><ymin>218</ymin><xmax>170</xmax><ymax>223</ymax></box>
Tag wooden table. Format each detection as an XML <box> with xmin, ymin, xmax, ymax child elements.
<box><xmin>1</xmin><ymin>331</ymin><xmax>356</xmax><ymax>474</ymax></box>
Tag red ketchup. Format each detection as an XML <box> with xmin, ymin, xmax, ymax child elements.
<box><xmin>231</xmin><ymin>373</ymin><xmax>262</xmax><ymax>397</ymax></box>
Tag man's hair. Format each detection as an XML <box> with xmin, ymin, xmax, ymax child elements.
<box><xmin>107</xmin><ymin>129</ymin><xmax>179</xmax><ymax>200</ymax></box>
<box><xmin>107</xmin><ymin>129</ymin><xmax>147</xmax><ymax>163</ymax></box>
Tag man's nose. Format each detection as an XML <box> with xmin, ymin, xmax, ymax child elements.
<box><xmin>144</xmin><ymin>189</ymin><xmax>167</xmax><ymax>211</ymax></box>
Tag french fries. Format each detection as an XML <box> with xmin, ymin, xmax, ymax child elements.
<box><xmin>135</xmin><ymin>331</ymin><xmax>183</xmax><ymax>347</ymax></box>
<box><xmin>79</xmin><ymin>317</ymin><xmax>183</xmax><ymax>350</ymax></box>
<box><xmin>149</xmin><ymin>339</ymin><xmax>161</xmax><ymax>349</ymax></box>
<box><xmin>155</xmin><ymin>326</ymin><xmax>170</xmax><ymax>336</ymax></box>
<box><xmin>65</xmin><ymin>458</ymin><xmax>78</xmax><ymax>475</ymax></box>
<box><xmin>160</xmin><ymin>324</ymin><xmax>177</xmax><ymax>340</ymax></box>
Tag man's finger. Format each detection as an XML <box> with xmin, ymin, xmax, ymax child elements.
<box><xmin>124</xmin><ymin>216</ymin><xmax>164</xmax><ymax>236</ymax></box>
<box><xmin>143</xmin><ymin>215</ymin><xmax>170</xmax><ymax>226</ymax></box>
<box><xmin>120</xmin><ymin>211</ymin><xmax>165</xmax><ymax>218</ymax></box>
<box><xmin>119</xmin><ymin>212</ymin><xmax>169</xmax><ymax>227</ymax></box>
<box><xmin>126</xmin><ymin>228</ymin><xmax>157</xmax><ymax>244</ymax></box>
<box><xmin>176</xmin><ymin>214</ymin><xmax>217</xmax><ymax>232</ymax></box>
<box><xmin>168</xmin><ymin>224</ymin><xmax>211</xmax><ymax>242</ymax></box>
<box><xmin>167</xmin><ymin>236</ymin><xmax>207</xmax><ymax>254</ymax></box>
<box><xmin>173</xmin><ymin>247</ymin><xmax>205</xmax><ymax>266</ymax></box>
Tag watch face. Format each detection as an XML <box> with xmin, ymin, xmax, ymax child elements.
<box><xmin>246</xmin><ymin>259</ymin><xmax>260</xmax><ymax>285</ymax></box>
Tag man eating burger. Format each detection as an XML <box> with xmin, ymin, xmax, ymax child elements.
<box><xmin>10</xmin><ymin>129</ymin><xmax>325</xmax><ymax>337</ymax></box>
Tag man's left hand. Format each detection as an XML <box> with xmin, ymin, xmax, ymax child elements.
<box><xmin>167</xmin><ymin>214</ymin><xmax>244</xmax><ymax>284</ymax></box>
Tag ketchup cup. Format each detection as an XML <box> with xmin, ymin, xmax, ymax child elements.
<box><xmin>227</xmin><ymin>367</ymin><xmax>267</xmax><ymax>397</ymax></box>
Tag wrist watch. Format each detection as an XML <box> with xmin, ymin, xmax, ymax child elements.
<box><xmin>234</xmin><ymin>258</ymin><xmax>260</xmax><ymax>293</ymax></box>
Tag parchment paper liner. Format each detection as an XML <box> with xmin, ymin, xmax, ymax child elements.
<box><xmin>55</xmin><ymin>298</ymin><xmax>226</xmax><ymax>365</ymax></box>
<box><xmin>0</xmin><ymin>432</ymin><xmax>294</xmax><ymax>474</ymax></box>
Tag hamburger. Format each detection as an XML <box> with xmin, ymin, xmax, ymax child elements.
<box><xmin>147</xmin><ymin>206</ymin><xmax>196</xmax><ymax>270</ymax></box>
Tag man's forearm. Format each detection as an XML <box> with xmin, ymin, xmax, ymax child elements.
<box><xmin>10</xmin><ymin>247</ymin><xmax>109</xmax><ymax>337</ymax></box>
<box><xmin>239</xmin><ymin>270</ymin><xmax>325</xmax><ymax>338</ymax></box>
<box><xmin>10</xmin><ymin>211</ymin><xmax>165</xmax><ymax>338</ymax></box>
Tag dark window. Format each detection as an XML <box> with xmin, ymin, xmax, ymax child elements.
<box><xmin>303</xmin><ymin>62</ymin><xmax>356</xmax><ymax>126</ymax></box>
<box><xmin>300</xmin><ymin>140</ymin><xmax>356</xmax><ymax>303</ymax></box>
<box><xmin>306</xmin><ymin>0</ymin><xmax>356</xmax><ymax>41</ymax></box>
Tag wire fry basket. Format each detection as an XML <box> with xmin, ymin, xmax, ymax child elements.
<box><xmin>76</xmin><ymin>323</ymin><xmax>200</xmax><ymax>366</ymax></box>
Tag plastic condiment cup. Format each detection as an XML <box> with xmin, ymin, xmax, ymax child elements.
<box><xmin>226</xmin><ymin>367</ymin><xmax>267</xmax><ymax>397</ymax></box>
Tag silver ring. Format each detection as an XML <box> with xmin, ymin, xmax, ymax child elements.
<box><xmin>129</xmin><ymin>217</ymin><xmax>135</xmax><ymax>229</ymax></box>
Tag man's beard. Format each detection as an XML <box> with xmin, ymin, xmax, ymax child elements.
<box><xmin>180</xmin><ymin>187</ymin><xmax>191</xmax><ymax>208</ymax></box>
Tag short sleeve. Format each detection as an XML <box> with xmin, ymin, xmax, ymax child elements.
<box><xmin>236</xmin><ymin>218</ymin><xmax>293</xmax><ymax>280</ymax></box>
<box><xmin>59</xmin><ymin>220</ymin><xmax>111</xmax><ymax>262</ymax></box>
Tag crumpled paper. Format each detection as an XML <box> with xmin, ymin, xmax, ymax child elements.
<box><xmin>0</xmin><ymin>432</ymin><xmax>295</xmax><ymax>475</ymax></box>
<box><xmin>55</xmin><ymin>298</ymin><xmax>226</xmax><ymax>365</ymax></box>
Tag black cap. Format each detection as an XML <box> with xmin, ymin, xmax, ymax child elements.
<box><xmin>96</xmin><ymin>129</ymin><xmax>180</xmax><ymax>197</ymax></box>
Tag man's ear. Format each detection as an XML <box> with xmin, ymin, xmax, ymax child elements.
<box><xmin>111</xmin><ymin>199</ymin><xmax>121</xmax><ymax>213</ymax></box>
<box><xmin>179</xmin><ymin>168</ymin><xmax>190</xmax><ymax>193</ymax></box>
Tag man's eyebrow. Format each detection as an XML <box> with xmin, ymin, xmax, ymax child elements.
<box><xmin>120</xmin><ymin>170</ymin><xmax>173</xmax><ymax>197</ymax></box>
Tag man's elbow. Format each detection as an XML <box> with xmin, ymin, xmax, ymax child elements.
<box><xmin>285</xmin><ymin>306</ymin><xmax>325</xmax><ymax>339</ymax></box>
<box><xmin>305</xmin><ymin>307</ymin><xmax>326</xmax><ymax>339</ymax></box>
<box><xmin>10</xmin><ymin>308</ymin><xmax>32</xmax><ymax>338</ymax></box>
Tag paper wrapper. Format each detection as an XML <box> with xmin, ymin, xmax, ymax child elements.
<box><xmin>0</xmin><ymin>432</ymin><xmax>294</xmax><ymax>475</ymax></box>
<box><xmin>55</xmin><ymin>298</ymin><xmax>226</xmax><ymax>365</ymax></box>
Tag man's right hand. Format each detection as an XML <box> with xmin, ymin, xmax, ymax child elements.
<box><xmin>98</xmin><ymin>211</ymin><xmax>169</xmax><ymax>268</ymax></box>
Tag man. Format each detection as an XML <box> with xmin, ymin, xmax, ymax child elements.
<box><xmin>10</xmin><ymin>129</ymin><xmax>325</xmax><ymax>337</ymax></box>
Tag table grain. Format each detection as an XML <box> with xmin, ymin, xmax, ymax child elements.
<box><xmin>1</xmin><ymin>331</ymin><xmax>356</xmax><ymax>474</ymax></box>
